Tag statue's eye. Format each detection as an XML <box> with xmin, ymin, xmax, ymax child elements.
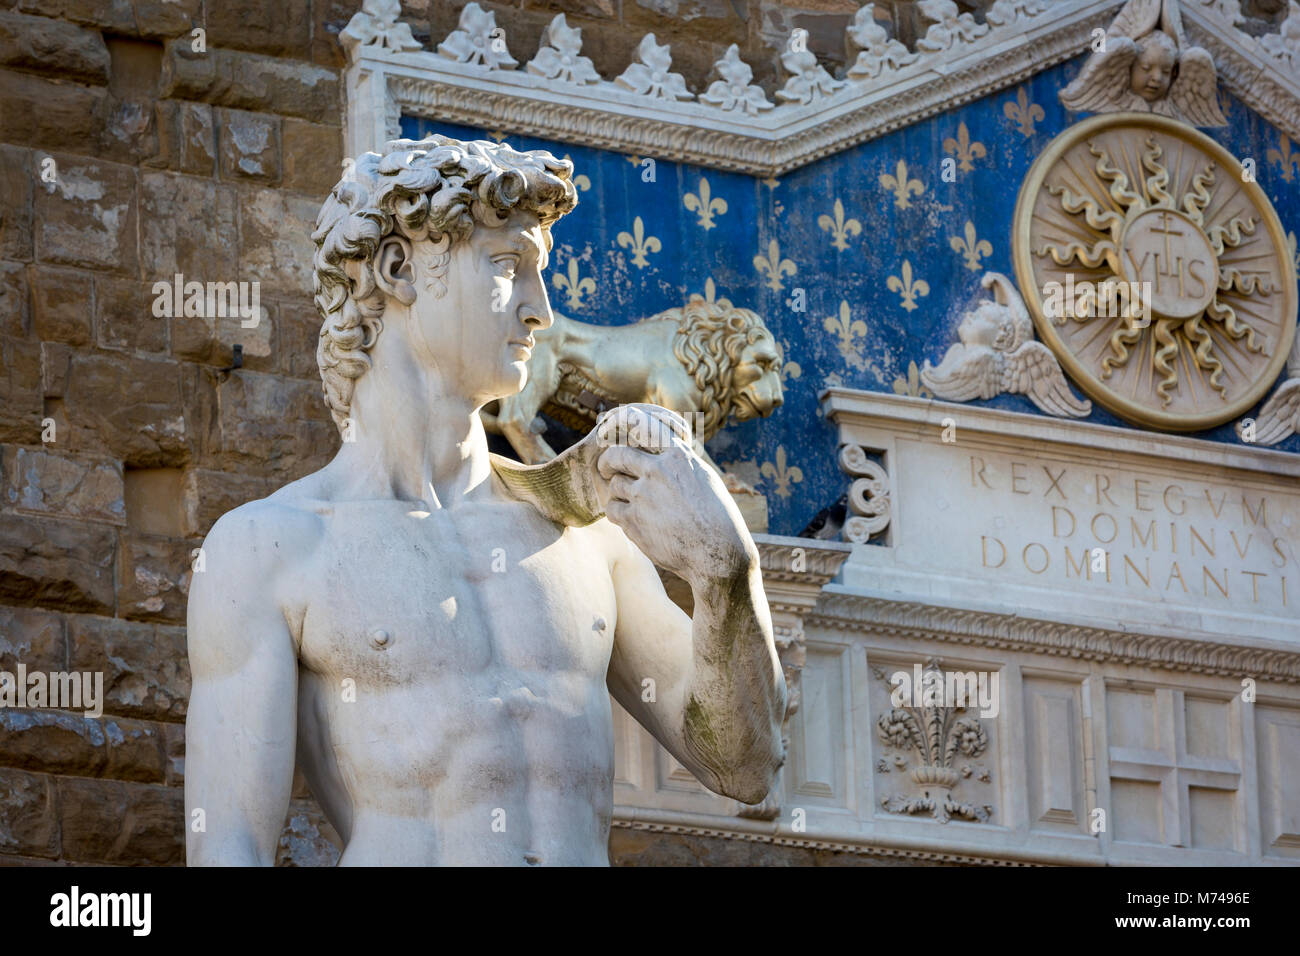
<box><xmin>492</xmin><ymin>254</ymin><xmax>520</xmax><ymax>277</ymax></box>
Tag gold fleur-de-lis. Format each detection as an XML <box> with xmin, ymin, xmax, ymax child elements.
<box><xmin>1003</xmin><ymin>86</ymin><xmax>1044</xmax><ymax>138</ymax></box>
<box><xmin>753</xmin><ymin>239</ymin><xmax>796</xmax><ymax>292</ymax></box>
<box><xmin>943</xmin><ymin>122</ymin><xmax>986</xmax><ymax>173</ymax></box>
<box><xmin>616</xmin><ymin>216</ymin><xmax>661</xmax><ymax>269</ymax></box>
<box><xmin>776</xmin><ymin>339</ymin><xmax>802</xmax><ymax>385</ymax></box>
<box><xmin>759</xmin><ymin>445</ymin><xmax>803</xmax><ymax>499</ymax></box>
<box><xmin>878</xmin><ymin>160</ymin><xmax>925</xmax><ymax>210</ymax></box>
<box><xmin>1289</xmin><ymin>231</ymin><xmax>1299</xmax><ymax>273</ymax></box>
<box><xmin>817</xmin><ymin>199</ymin><xmax>862</xmax><ymax>251</ymax></box>
<box><xmin>487</xmin><ymin>130</ymin><xmax>509</xmax><ymax>142</ymax></box>
<box><xmin>552</xmin><ymin>257</ymin><xmax>596</xmax><ymax>310</ymax></box>
<box><xmin>561</xmin><ymin>154</ymin><xmax>591</xmax><ymax>192</ymax></box>
<box><xmin>822</xmin><ymin>300</ymin><xmax>869</xmax><ymax>368</ymax></box>
<box><xmin>700</xmin><ymin>277</ymin><xmax>718</xmax><ymax>303</ymax></box>
<box><xmin>949</xmin><ymin>221</ymin><xmax>992</xmax><ymax>272</ymax></box>
<box><xmin>892</xmin><ymin>360</ymin><xmax>933</xmax><ymax>399</ymax></box>
<box><xmin>1268</xmin><ymin>136</ymin><xmax>1300</xmax><ymax>183</ymax></box>
<box><xmin>886</xmin><ymin>260</ymin><xmax>929</xmax><ymax>312</ymax></box>
<box><xmin>683</xmin><ymin>177</ymin><xmax>728</xmax><ymax>230</ymax></box>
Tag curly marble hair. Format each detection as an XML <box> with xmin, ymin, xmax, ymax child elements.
<box><xmin>311</xmin><ymin>135</ymin><xmax>578</xmax><ymax>431</ymax></box>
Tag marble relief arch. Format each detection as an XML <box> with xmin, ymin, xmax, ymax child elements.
<box><xmin>327</xmin><ymin>0</ymin><xmax>1300</xmax><ymax>865</ymax></box>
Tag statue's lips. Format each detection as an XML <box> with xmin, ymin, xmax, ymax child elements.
<box><xmin>507</xmin><ymin>337</ymin><xmax>534</xmax><ymax>357</ymax></box>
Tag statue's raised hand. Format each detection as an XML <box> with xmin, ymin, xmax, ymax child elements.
<box><xmin>594</xmin><ymin>404</ymin><xmax>755</xmax><ymax>582</ymax></box>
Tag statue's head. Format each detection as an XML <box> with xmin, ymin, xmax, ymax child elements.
<box><xmin>958</xmin><ymin>300</ymin><xmax>1012</xmax><ymax>350</ymax></box>
<box><xmin>1130</xmin><ymin>30</ymin><xmax>1178</xmax><ymax>102</ymax></box>
<box><xmin>312</xmin><ymin>135</ymin><xmax>578</xmax><ymax>430</ymax></box>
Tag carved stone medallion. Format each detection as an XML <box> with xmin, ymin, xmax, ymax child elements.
<box><xmin>1013</xmin><ymin>113</ymin><xmax>1297</xmax><ymax>431</ymax></box>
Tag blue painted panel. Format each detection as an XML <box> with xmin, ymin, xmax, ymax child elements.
<box><xmin>402</xmin><ymin>55</ymin><xmax>1300</xmax><ymax>537</ymax></box>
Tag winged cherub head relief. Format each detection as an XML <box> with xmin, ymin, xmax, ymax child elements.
<box><xmin>1060</xmin><ymin>0</ymin><xmax>1226</xmax><ymax>127</ymax></box>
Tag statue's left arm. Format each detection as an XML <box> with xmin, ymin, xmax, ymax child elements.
<box><xmin>597</xmin><ymin>407</ymin><xmax>786</xmax><ymax>805</ymax></box>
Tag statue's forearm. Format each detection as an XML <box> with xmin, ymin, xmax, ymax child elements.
<box><xmin>680</xmin><ymin>554</ymin><xmax>787</xmax><ymax>804</ymax></box>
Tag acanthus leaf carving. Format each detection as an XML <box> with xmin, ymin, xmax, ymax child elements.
<box><xmin>777</xmin><ymin>29</ymin><xmax>846</xmax><ymax>105</ymax></box>
<box><xmin>700</xmin><ymin>45</ymin><xmax>774</xmax><ymax>115</ymax></box>
<box><xmin>341</xmin><ymin>0</ymin><xmax>422</xmax><ymax>55</ymax></box>
<box><xmin>615</xmin><ymin>34</ymin><xmax>693</xmax><ymax>101</ymax></box>
<box><xmin>437</xmin><ymin>1</ymin><xmax>518</xmax><ymax>70</ymax></box>
<box><xmin>986</xmin><ymin>0</ymin><xmax>1049</xmax><ymax>27</ymax></box>
<box><xmin>916</xmin><ymin>0</ymin><xmax>990</xmax><ymax>53</ymax></box>
<box><xmin>845</xmin><ymin>4</ymin><xmax>918</xmax><ymax>81</ymax></box>
<box><xmin>527</xmin><ymin>14</ymin><xmax>601</xmax><ymax>85</ymax></box>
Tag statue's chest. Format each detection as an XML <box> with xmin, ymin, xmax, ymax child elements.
<box><xmin>297</xmin><ymin>501</ymin><xmax>617</xmax><ymax>686</ymax></box>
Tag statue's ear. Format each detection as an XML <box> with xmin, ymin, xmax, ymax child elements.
<box><xmin>374</xmin><ymin>235</ymin><xmax>416</xmax><ymax>306</ymax></box>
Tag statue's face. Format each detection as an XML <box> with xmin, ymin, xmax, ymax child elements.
<box><xmin>957</xmin><ymin>304</ymin><xmax>1002</xmax><ymax>347</ymax></box>
<box><xmin>730</xmin><ymin>333</ymin><xmax>784</xmax><ymax>421</ymax></box>
<box><xmin>410</xmin><ymin>212</ymin><xmax>554</xmax><ymax>407</ymax></box>
<box><xmin>1130</xmin><ymin>41</ymin><xmax>1176</xmax><ymax>102</ymax></box>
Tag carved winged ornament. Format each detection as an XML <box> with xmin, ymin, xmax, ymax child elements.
<box><xmin>921</xmin><ymin>272</ymin><xmax>1093</xmax><ymax>418</ymax></box>
<box><xmin>1060</xmin><ymin>0</ymin><xmax>1226</xmax><ymax>126</ymax></box>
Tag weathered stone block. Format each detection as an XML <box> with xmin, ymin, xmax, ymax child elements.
<box><xmin>0</xmin><ymin>260</ymin><xmax>27</xmax><ymax>337</ymax></box>
<box><xmin>133</xmin><ymin>0</ymin><xmax>201</xmax><ymax>39</ymax></box>
<box><xmin>204</xmin><ymin>0</ymin><xmax>312</xmax><ymax>59</ymax></box>
<box><xmin>0</xmin><ymin>336</ymin><xmax>41</xmax><ymax>444</ymax></box>
<box><xmin>281</xmin><ymin>118</ymin><xmax>341</xmax><ymax>197</ymax></box>
<box><xmin>161</xmin><ymin>42</ymin><xmax>341</xmax><ymax>122</ymax></box>
<box><xmin>101</xmin><ymin>715</ymin><xmax>167</xmax><ymax>782</ymax></box>
<box><xmin>34</xmin><ymin>154</ymin><xmax>138</xmax><ymax>275</ymax></box>
<box><xmin>0</xmin><ymin>10</ymin><xmax>112</xmax><ymax>84</ymax></box>
<box><xmin>0</xmin><ymin>605</ymin><xmax>67</xmax><ymax>673</ymax></box>
<box><xmin>15</xmin><ymin>0</ymin><xmax>135</xmax><ymax>34</ymax></box>
<box><xmin>139</xmin><ymin>171</ymin><xmax>237</xmax><ymax>281</ymax></box>
<box><xmin>95</xmin><ymin>274</ymin><xmax>169</xmax><ymax>353</ymax></box>
<box><xmin>0</xmin><ymin>514</ymin><xmax>116</xmax><ymax>613</ymax></box>
<box><xmin>123</xmin><ymin>466</ymin><xmax>184</xmax><ymax>535</ymax></box>
<box><xmin>218</xmin><ymin>108</ymin><xmax>281</xmax><ymax>183</ymax></box>
<box><xmin>57</xmin><ymin>777</ymin><xmax>182</xmax><ymax>864</ymax></box>
<box><xmin>116</xmin><ymin>531</ymin><xmax>194</xmax><ymax>624</ymax></box>
<box><xmin>0</xmin><ymin>146</ymin><xmax>33</xmax><ymax>261</ymax></box>
<box><xmin>0</xmin><ymin>709</ymin><xmax>109</xmax><ymax>777</ymax></box>
<box><xmin>2</xmin><ymin>446</ymin><xmax>126</xmax><ymax>525</ymax></box>
<box><xmin>67</xmin><ymin>615</ymin><xmax>189</xmax><ymax>721</ymax></box>
<box><xmin>209</xmin><ymin>370</ymin><xmax>335</xmax><ymax>478</ymax></box>
<box><xmin>278</xmin><ymin>300</ymin><xmax>323</xmax><ymax>379</ymax></box>
<box><xmin>181</xmin><ymin>467</ymin><xmax>276</xmax><ymax>537</ymax></box>
<box><xmin>0</xmin><ymin>71</ymin><xmax>107</xmax><ymax>170</ymax></box>
<box><xmin>0</xmin><ymin>768</ymin><xmax>58</xmax><ymax>858</ymax></box>
<box><xmin>238</xmin><ymin>187</ymin><xmax>319</xmax><ymax>298</ymax></box>
<box><xmin>170</xmin><ymin>296</ymin><xmax>275</xmax><ymax>369</ymax></box>
<box><xmin>178</xmin><ymin>101</ymin><xmax>215</xmax><ymax>175</ymax></box>
<box><xmin>31</xmin><ymin>265</ymin><xmax>92</xmax><ymax>346</ymax></box>
<box><xmin>61</xmin><ymin>352</ymin><xmax>189</xmax><ymax>466</ymax></box>
<box><xmin>41</xmin><ymin>342</ymin><xmax>73</xmax><ymax>399</ymax></box>
<box><xmin>163</xmin><ymin>719</ymin><xmax>183</xmax><ymax>786</ymax></box>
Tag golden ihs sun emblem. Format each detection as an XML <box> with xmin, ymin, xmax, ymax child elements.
<box><xmin>1014</xmin><ymin>113</ymin><xmax>1296</xmax><ymax>430</ymax></box>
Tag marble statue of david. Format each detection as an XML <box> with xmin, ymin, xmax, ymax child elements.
<box><xmin>184</xmin><ymin>135</ymin><xmax>786</xmax><ymax>866</ymax></box>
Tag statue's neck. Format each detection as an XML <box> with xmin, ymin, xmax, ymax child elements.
<box><xmin>330</xmin><ymin>343</ymin><xmax>494</xmax><ymax>509</ymax></box>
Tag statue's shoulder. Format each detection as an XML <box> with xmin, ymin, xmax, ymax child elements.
<box><xmin>199</xmin><ymin>477</ymin><xmax>329</xmax><ymax>576</ymax></box>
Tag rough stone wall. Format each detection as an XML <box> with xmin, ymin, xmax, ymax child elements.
<box><xmin>0</xmin><ymin>0</ymin><xmax>891</xmax><ymax>867</ymax></box>
<box><xmin>0</xmin><ymin>0</ymin><xmax>353</xmax><ymax>867</ymax></box>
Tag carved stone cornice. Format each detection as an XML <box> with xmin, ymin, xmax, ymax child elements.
<box><xmin>344</xmin><ymin>2</ymin><xmax>1113</xmax><ymax>175</ymax></box>
<box><xmin>808</xmin><ymin>590</ymin><xmax>1300</xmax><ymax>683</ymax></box>
<box><xmin>344</xmin><ymin>1</ymin><xmax>1300</xmax><ymax>173</ymax></box>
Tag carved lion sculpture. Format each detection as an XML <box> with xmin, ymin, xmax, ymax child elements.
<box><xmin>482</xmin><ymin>294</ymin><xmax>784</xmax><ymax>485</ymax></box>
